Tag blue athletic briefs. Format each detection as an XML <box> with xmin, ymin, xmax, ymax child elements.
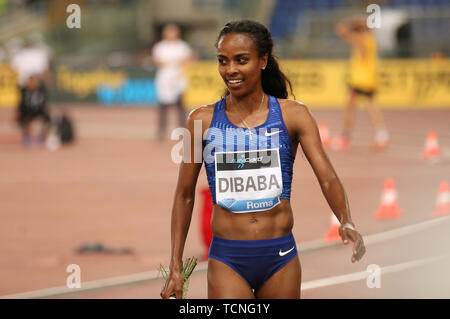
<box><xmin>209</xmin><ymin>233</ymin><xmax>298</xmax><ymax>290</ymax></box>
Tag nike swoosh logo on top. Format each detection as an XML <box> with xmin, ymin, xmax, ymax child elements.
<box><xmin>265</xmin><ymin>130</ymin><xmax>280</xmax><ymax>137</ymax></box>
<box><xmin>279</xmin><ymin>246</ymin><xmax>295</xmax><ymax>257</ymax></box>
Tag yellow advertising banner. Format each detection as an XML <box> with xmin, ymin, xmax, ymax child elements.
<box><xmin>57</xmin><ymin>66</ymin><xmax>127</xmax><ymax>98</ymax></box>
<box><xmin>183</xmin><ymin>59</ymin><xmax>450</xmax><ymax>109</ymax></box>
<box><xmin>1</xmin><ymin>59</ymin><xmax>449</xmax><ymax>109</ymax></box>
<box><xmin>182</xmin><ymin>61</ymin><xmax>225</xmax><ymax>108</ymax></box>
<box><xmin>0</xmin><ymin>64</ymin><xmax>20</xmax><ymax>108</ymax></box>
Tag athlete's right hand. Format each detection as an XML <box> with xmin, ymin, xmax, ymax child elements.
<box><xmin>160</xmin><ymin>268</ymin><xmax>183</xmax><ymax>299</ymax></box>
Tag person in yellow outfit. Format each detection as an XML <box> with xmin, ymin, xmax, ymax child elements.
<box><xmin>333</xmin><ymin>16</ymin><xmax>389</xmax><ymax>151</ymax></box>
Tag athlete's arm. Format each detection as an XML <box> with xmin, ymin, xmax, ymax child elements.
<box><xmin>160</xmin><ymin>106</ymin><xmax>212</xmax><ymax>299</ymax></box>
<box><xmin>335</xmin><ymin>21</ymin><xmax>356</xmax><ymax>45</ymax></box>
<box><xmin>334</xmin><ymin>21</ymin><xmax>365</xmax><ymax>53</ymax></box>
<box><xmin>284</xmin><ymin>100</ymin><xmax>366</xmax><ymax>263</ymax></box>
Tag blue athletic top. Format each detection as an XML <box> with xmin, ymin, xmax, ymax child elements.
<box><xmin>203</xmin><ymin>95</ymin><xmax>295</xmax><ymax>213</ymax></box>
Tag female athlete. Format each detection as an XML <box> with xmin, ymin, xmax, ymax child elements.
<box><xmin>161</xmin><ymin>20</ymin><xmax>366</xmax><ymax>299</ymax></box>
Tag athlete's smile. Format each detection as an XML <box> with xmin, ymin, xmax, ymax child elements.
<box><xmin>226</xmin><ymin>78</ymin><xmax>244</xmax><ymax>90</ymax></box>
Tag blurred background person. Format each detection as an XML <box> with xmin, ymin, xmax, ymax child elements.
<box><xmin>16</xmin><ymin>74</ymin><xmax>50</xmax><ymax>146</ymax></box>
<box><xmin>10</xmin><ymin>33</ymin><xmax>52</xmax><ymax>146</ymax></box>
<box><xmin>151</xmin><ymin>23</ymin><xmax>193</xmax><ymax>140</ymax></box>
<box><xmin>333</xmin><ymin>16</ymin><xmax>389</xmax><ymax>152</ymax></box>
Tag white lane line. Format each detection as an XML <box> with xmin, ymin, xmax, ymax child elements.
<box><xmin>301</xmin><ymin>254</ymin><xmax>447</xmax><ymax>291</ymax></box>
<box><xmin>300</xmin><ymin>215</ymin><xmax>450</xmax><ymax>252</ymax></box>
<box><xmin>3</xmin><ymin>255</ymin><xmax>445</xmax><ymax>298</ymax></box>
<box><xmin>1</xmin><ymin>216</ymin><xmax>449</xmax><ymax>299</ymax></box>
<box><xmin>0</xmin><ymin>263</ymin><xmax>208</xmax><ymax>299</ymax></box>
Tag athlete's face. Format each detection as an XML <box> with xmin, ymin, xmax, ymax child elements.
<box><xmin>217</xmin><ymin>33</ymin><xmax>268</xmax><ymax>97</ymax></box>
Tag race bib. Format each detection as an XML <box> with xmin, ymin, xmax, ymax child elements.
<box><xmin>214</xmin><ymin>148</ymin><xmax>283</xmax><ymax>213</ymax></box>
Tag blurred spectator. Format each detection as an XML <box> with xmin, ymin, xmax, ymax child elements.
<box><xmin>17</xmin><ymin>75</ymin><xmax>50</xmax><ymax>146</ymax></box>
<box><xmin>151</xmin><ymin>23</ymin><xmax>193</xmax><ymax>140</ymax></box>
<box><xmin>333</xmin><ymin>16</ymin><xmax>389</xmax><ymax>152</ymax></box>
<box><xmin>11</xmin><ymin>34</ymin><xmax>53</xmax><ymax>147</ymax></box>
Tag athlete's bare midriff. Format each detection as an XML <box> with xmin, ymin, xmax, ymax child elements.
<box><xmin>210</xmin><ymin>198</ymin><xmax>294</xmax><ymax>240</ymax></box>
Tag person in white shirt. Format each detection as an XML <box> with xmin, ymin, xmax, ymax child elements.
<box><xmin>152</xmin><ymin>24</ymin><xmax>193</xmax><ymax>139</ymax></box>
<box><xmin>11</xmin><ymin>37</ymin><xmax>50</xmax><ymax>88</ymax></box>
<box><xmin>11</xmin><ymin>36</ymin><xmax>52</xmax><ymax>146</ymax></box>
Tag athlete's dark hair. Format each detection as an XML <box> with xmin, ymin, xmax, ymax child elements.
<box><xmin>216</xmin><ymin>20</ymin><xmax>294</xmax><ymax>99</ymax></box>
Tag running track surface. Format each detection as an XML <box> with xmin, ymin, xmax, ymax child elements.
<box><xmin>0</xmin><ymin>105</ymin><xmax>449</xmax><ymax>298</ymax></box>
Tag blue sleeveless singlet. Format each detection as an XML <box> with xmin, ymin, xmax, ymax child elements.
<box><xmin>204</xmin><ymin>95</ymin><xmax>295</xmax><ymax>213</ymax></box>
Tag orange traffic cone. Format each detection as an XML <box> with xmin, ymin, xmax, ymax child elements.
<box><xmin>318</xmin><ymin>122</ymin><xmax>330</xmax><ymax>148</ymax></box>
<box><xmin>432</xmin><ymin>181</ymin><xmax>450</xmax><ymax>217</ymax></box>
<box><xmin>324</xmin><ymin>213</ymin><xmax>341</xmax><ymax>242</ymax></box>
<box><xmin>423</xmin><ymin>131</ymin><xmax>441</xmax><ymax>163</ymax></box>
<box><xmin>374</xmin><ymin>178</ymin><xmax>403</xmax><ymax>219</ymax></box>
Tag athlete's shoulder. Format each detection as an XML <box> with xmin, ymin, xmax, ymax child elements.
<box><xmin>277</xmin><ymin>98</ymin><xmax>316</xmax><ymax>135</ymax></box>
<box><xmin>278</xmin><ymin>98</ymin><xmax>311</xmax><ymax>117</ymax></box>
<box><xmin>187</xmin><ymin>103</ymin><xmax>216</xmax><ymax>129</ymax></box>
<box><xmin>188</xmin><ymin>103</ymin><xmax>215</xmax><ymax>120</ymax></box>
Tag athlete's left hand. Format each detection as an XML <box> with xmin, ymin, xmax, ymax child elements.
<box><xmin>339</xmin><ymin>224</ymin><xmax>366</xmax><ymax>263</ymax></box>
